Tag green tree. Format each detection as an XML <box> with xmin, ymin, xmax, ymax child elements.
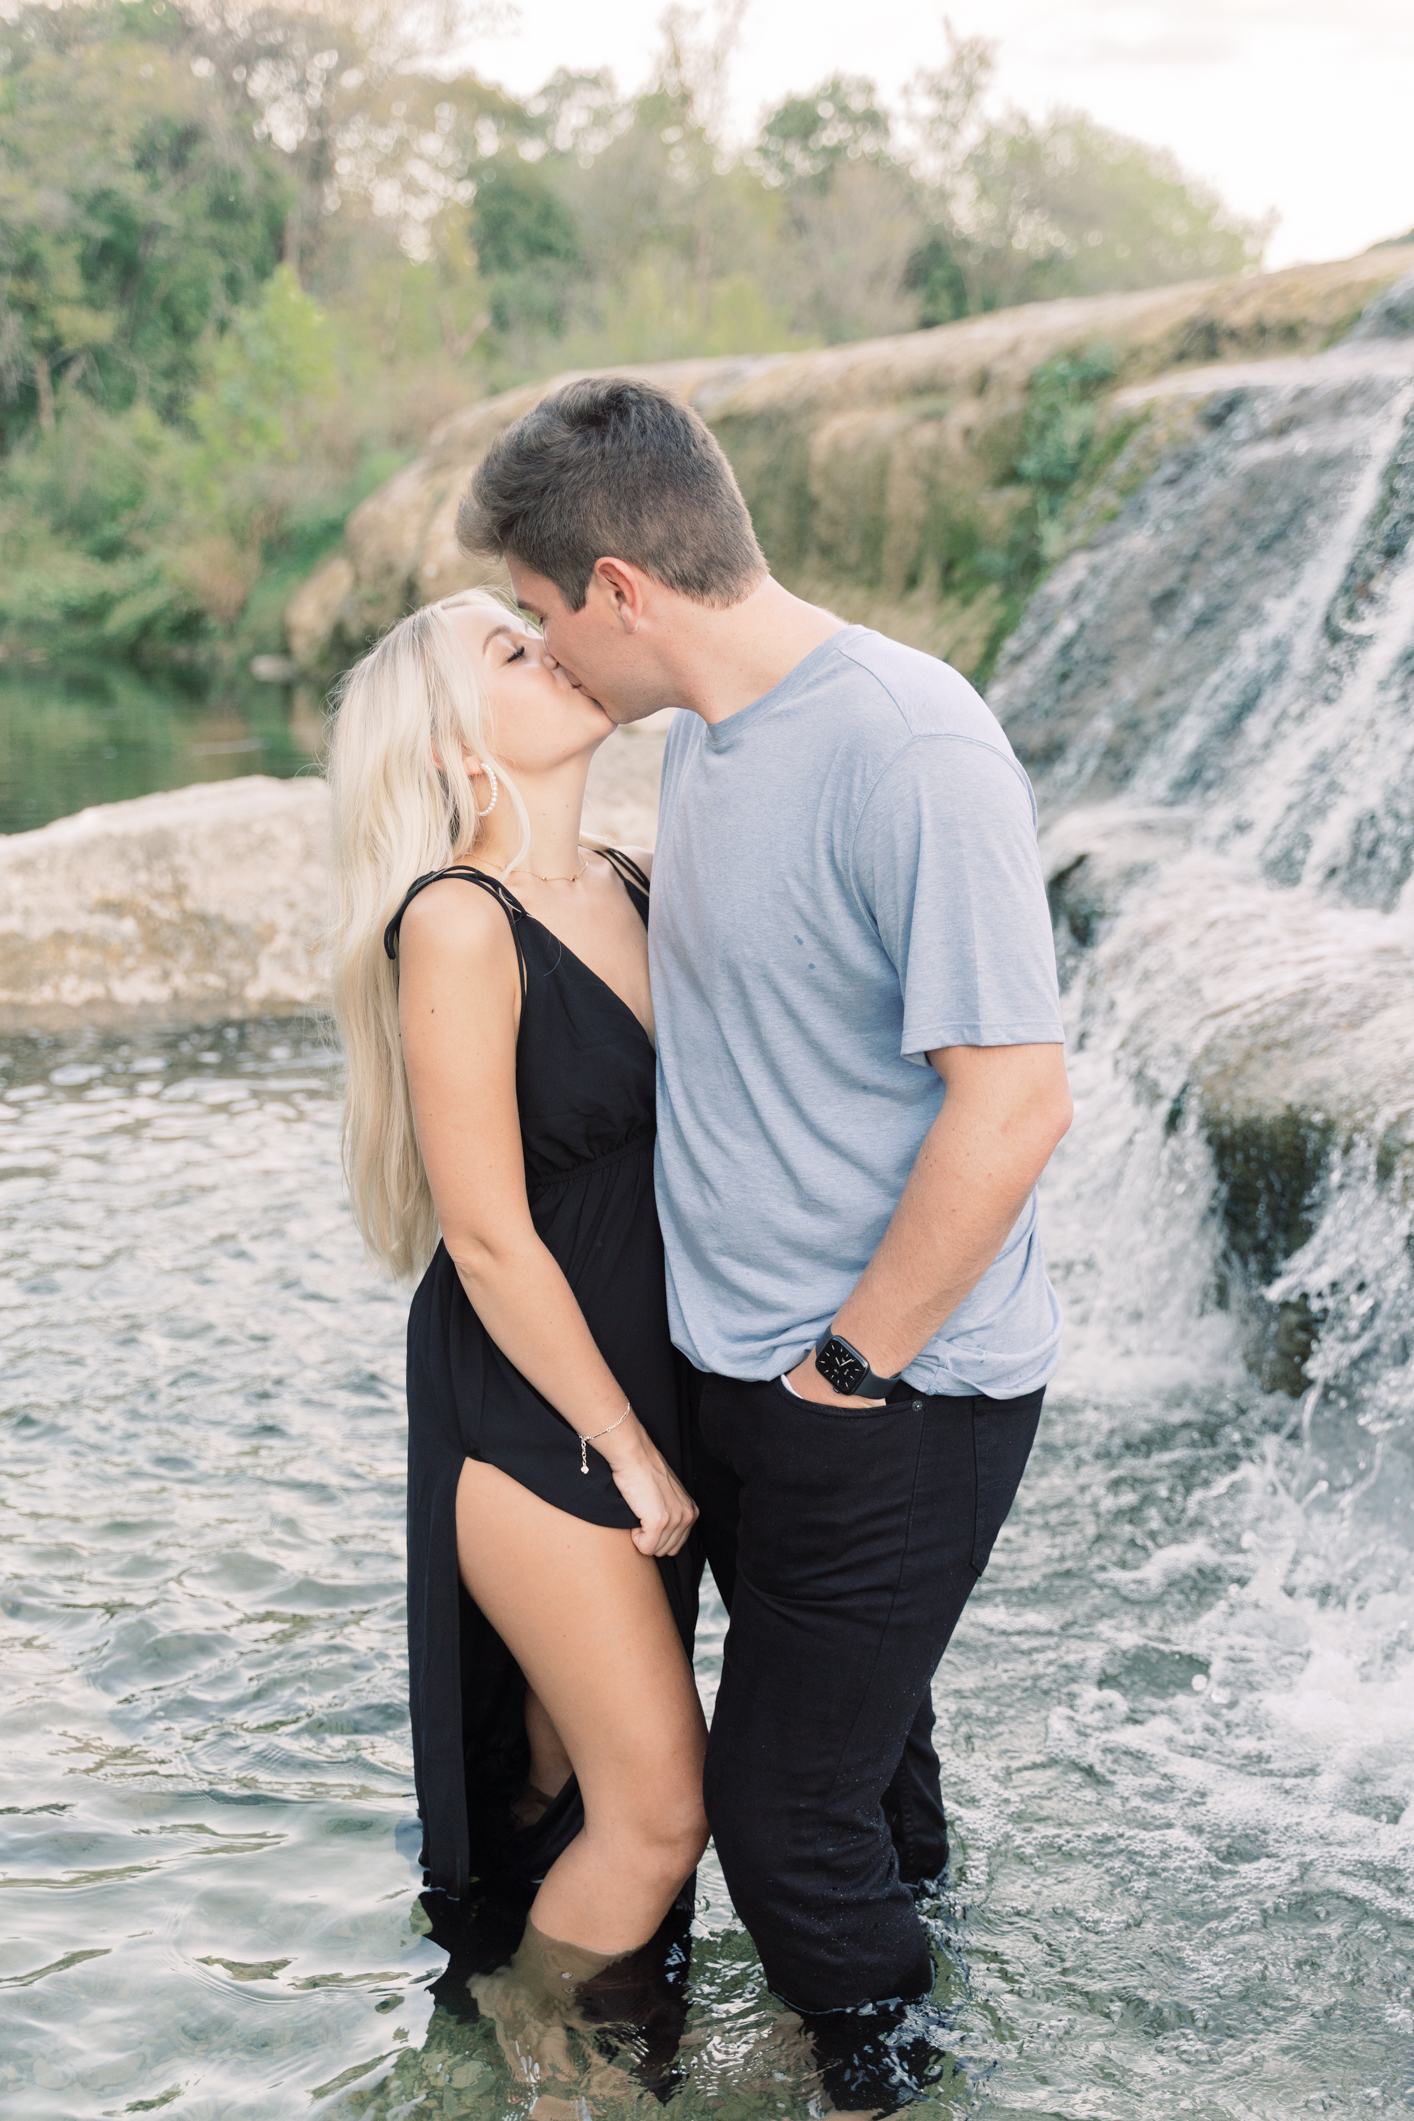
<box><xmin>191</xmin><ymin>0</ymin><xmax>518</xmax><ymax>280</ymax></box>
<box><xmin>0</xmin><ymin>1</ymin><xmax>290</xmax><ymax>436</ymax></box>
<box><xmin>753</xmin><ymin>78</ymin><xmax>926</xmax><ymax>343</ymax></box>
<box><xmin>472</xmin><ymin>160</ymin><xmax>582</xmax><ymax>276</ymax></box>
<box><xmin>960</xmin><ymin>111</ymin><xmax>1268</xmax><ymax>308</ymax></box>
<box><xmin>0</xmin><ymin>264</ymin><xmax>345</xmax><ymax>649</ymax></box>
<box><xmin>0</xmin><ymin>0</ymin><xmax>1278</xmax><ymax>678</ymax></box>
<box><xmin>901</xmin><ymin>232</ymin><xmax>970</xmax><ymax>328</ymax></box>
<box><xmin>897</xmin><ymin>30</ymin><xmax>1266</xmax><ymax>325</ymax></box>
<box><xmin>0</xmin><ymin>216</ymin><xmax>113</xmax><ymax>434</ymax></box>
<box><xmin>755</xmin><ymin>75</ymin><xmax>893</xmax><ymax>190</ymax></box>
<box><xmin>187</xmin><ymin>263</ymin><xmax>337</xmax><ymax>474</ymax></box>
<box><xmin>555</xmin><ymin>4</ymin><xmax>799</xmax><ymax>369</ymax></box>
<box><xmin>471</xmin><ymin>158</ymin><xmax>583</xmax><ymax>336</ymax></box>
<box><xmin>899</xmin><ymin>29</ymin><xmax>995</xmax><ymax>328</ymax></box>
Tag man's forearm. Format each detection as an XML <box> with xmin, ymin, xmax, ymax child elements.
<box><xmin>834</xmin><ymin>1104</ymin><xmax>1054</xmax><ymax>1376</ymax></box>
<box><xmin>788</xmin><ymin>1043</ymin><xmax>1071</xmax><ymax>1403</ymax></box>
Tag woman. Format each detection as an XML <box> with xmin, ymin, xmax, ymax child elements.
<box><xmin>326</xmin><ymin>588</ymin><xmax>708</xmax><ymax>1970</ymax></box>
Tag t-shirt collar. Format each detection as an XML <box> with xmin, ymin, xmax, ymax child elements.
<box><xmin>703</xmin><ymin>625</ymin><xmax>866</xmax><ymax>750</ymax></box>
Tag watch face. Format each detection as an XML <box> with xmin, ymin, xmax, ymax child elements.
<box><xmin>817</xmin><ymin>1337</ymin><xmax>868</xmax><ymax>1396</ymax></box>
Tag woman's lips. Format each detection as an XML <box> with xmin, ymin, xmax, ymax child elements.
<box><xmin>564</xmin><ymin>671</ymin><xmax>607</xmax><ymax>710</ymax></box>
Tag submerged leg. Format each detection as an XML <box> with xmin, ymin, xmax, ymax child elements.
<box><xmin>456</xmin><ymin>1456</ymin><xmax>708</xmax><ymax>1955</ymax></box>
<box><xmin>470</xmin><ymin>1902</ymin><xmax>694</xmax><ymax>2110</ymax></box>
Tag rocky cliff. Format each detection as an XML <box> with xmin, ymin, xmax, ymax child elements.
<box><xmin>287</xmin><ymin>249</ymin><xmax>1410</xmax><ymax>681</ymax></box>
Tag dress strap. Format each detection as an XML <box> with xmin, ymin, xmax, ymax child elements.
<box><xmin>383</xmin><ymin>867</ymin><xmax>528</xmax><ymax>999</ymax></box>
<box><xmin>597</xmin><ymin>847</ymin><xmax>651</xmax><ymax>903</ymax></box>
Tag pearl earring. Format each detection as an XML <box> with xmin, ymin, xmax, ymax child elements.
<box><xmin>477</xmin><ymin>763</ymin><xmax>499</xmax><ymax>819</ymax></box>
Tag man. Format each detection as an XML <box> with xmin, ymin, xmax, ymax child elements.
<box><xmin>457</xmin><ymin>377</ymin><xmax>1070</xmax><ymax>2019</ymax></box>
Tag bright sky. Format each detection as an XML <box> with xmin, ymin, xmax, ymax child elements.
<box><xmin>467</xmin><ymin>0</ymin><xmax>1414</xmax><ymax>270</ymax></box>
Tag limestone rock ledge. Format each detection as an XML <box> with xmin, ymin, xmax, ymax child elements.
<box><xmin>1043</xmin><ymin>808</ymin><xmax>1414</xmax><ymax>1393</ymax></box>
<box><xmin>285</xmin><ymin>250</ymin><xmax>1411</xmax><ymax>680</ymax></box>
<box><xmin>0</xmin><ymin>777</ymin><xmax>331</xmax><ymax>1033</ymax></box>
<box><xmin>1044</xmin><ymin>810</ymin><xmax>1414</xmax><ymax>1148</ymax></box>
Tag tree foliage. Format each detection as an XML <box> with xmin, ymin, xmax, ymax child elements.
<box><xmin>0</xmin><ymin>0</ymin><xmax>290</xmax><ymax>433</ymax></box>
<box><xmin>961</xmin><ymin>111</ymin><xmax>1273</xmax><ymax>307</ymax></box>
<box><xmin>755</xmin><ymin>76</ymin><xmax>893</xmax><ymax>190</ymax></box>
<box><xmin>0</xmin><ymin>0</ymin><xmax>1270</xmax><ymax>661</ymax></box>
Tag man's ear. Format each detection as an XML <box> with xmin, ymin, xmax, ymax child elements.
<box><xmin>591</xmin><ymin>557</ymin><xmax>648</xmax><ymax>632</ymax></box>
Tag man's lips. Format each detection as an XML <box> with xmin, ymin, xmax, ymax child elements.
<box><xmin>561</xmin><ymin>670</ymin><xmax>608</xmax><ymax>711</ymax></box>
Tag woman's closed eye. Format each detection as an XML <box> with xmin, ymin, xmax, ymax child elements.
<box><xmin>505</xmin><ymin>642</ymin><xmax>526</xmax><ymax>665</ymax></box>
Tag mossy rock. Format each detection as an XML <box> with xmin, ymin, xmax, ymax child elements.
<box><xmin>1201</xmin><ymin>1106</ymin><xmax>1335</xmax><ymax>1287</ymax></box>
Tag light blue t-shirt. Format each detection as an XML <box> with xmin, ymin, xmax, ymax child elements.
<box><xmin>650</xmin><ymin>625</ymin><xmax>1065</xmax><ymax>1398</ymax></box>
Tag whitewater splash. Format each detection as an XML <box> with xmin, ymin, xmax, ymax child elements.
<box><xmin>995</xmin><ymin>265</ymin><xmax>1414</xmax><ymax>1454</ymax></box>
<box><xmin>974</xmin><ymin>279</ymin><xmax>1414</xmax><ymax>2094</ymax></box>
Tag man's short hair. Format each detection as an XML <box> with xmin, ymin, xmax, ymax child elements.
<box><xmin>457</xmin><ymin>376</ymin><xmax>767</xmax><ymax>612</ymax></box>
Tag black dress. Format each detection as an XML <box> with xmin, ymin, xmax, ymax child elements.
<box><xmin>383</xmin><ymin>851</ymin><xmax>697</xmax><ymax>1900</ymax></box>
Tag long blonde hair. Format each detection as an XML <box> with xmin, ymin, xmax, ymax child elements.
<box><xmin>326</xmin><ymin>591</ymin><xmax>530</xmax><ymax>1279</ymax></box>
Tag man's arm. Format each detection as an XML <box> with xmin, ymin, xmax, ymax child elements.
<box><xmin>784</xmin><ymin>1041</ymin><xmax>1071</xmax><ymax>1407</ymax></box>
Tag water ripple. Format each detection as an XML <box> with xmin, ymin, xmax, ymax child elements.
<box><xmin>2</xmin><ymin>1020</ymin><xmax>1410</xmax><ymax>2118</ymax></box>
<box><xmin>0</xmin><ymin>1023</ymin><xmax>436</xmax><ymax>2118</ymax></box>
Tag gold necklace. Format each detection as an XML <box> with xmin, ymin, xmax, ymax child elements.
<box><xmin>528</xmin><ymin>849</ymin><xmax>590</xmax><ymax>885</ymax></box>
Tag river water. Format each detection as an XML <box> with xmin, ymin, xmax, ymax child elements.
<box><xmin>5</xmin><ymin>284</ymin><xmax>1414</xmax><ymax>2118</ymax></box>
<box><xmin>2</xmin><ymin>1010</ymin><xmax>1410</xmax><ymax>2119</ymax></box>
<box><xmin>0</xmin><ymin>662</ymin><xmax>320</xmax><ymax>837</ymax></box>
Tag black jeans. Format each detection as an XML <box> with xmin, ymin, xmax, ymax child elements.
<box><xmin>689</xmin><ymin>1369</ymin><xmax>1043</xmax><ymax>2016</ymax></box>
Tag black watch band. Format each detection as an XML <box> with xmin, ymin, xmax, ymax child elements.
<box><xmin>814</xmin><ymin>1327</ymin><xmax>902</xmax><ymax>1400</ymax></box>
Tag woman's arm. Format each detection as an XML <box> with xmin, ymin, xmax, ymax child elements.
<box><xmin>397</xmin><ymin>882</ymin><xmax>694</xmax><ymax>1556</ymax></box>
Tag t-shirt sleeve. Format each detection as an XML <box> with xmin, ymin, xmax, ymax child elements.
<box><xmin>850</xmin><ymin>735</ymin><xmax>1064</xmax><ymax>1063</ymax></box>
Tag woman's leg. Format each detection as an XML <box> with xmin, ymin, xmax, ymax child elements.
<box><xmin>524</xmin><ymin>1687</ymin><xmax>572</xmax><ymax>1800</ymax></box>
<box><xmin>509</xmin><ymin>1689</ymin><xmax>573</xmax><ymax>1827</ymax></box>
<box><xmin>456</xmin><ymin>1457</ymin><xmax>708</xmax><ymax>1954</ymax></box>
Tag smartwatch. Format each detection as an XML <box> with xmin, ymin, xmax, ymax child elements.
<box><xmin>814</xmin><ymin>1326</ymin><xmax>902</xmax><ymax>1400</ymax></box>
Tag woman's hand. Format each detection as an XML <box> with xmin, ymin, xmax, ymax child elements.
<box><xmin>598</xmin><ymin>1419</ymin><xmax>698</xmax><ymax>1558</ymax></box>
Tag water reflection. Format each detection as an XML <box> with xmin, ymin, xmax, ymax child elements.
<box><xmin>0</xmin><ymin>662</ymin><xmax>324</xmax><ymax>834</ymax></box>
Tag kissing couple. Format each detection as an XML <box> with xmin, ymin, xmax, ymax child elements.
<box><xmin>327</xmin><ymin>378</ymin><xmax>1071</xmax><ymax>2103</ymax></box>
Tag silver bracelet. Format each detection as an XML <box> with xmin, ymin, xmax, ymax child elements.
<box><xmin>580</xmin><ymin>1400</ymin><xmax>631</xmax><ymax>1475</ymax></box>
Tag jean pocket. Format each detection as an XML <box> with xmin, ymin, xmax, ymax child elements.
<box><xmin>772</xmin><ymin>1375</ymin><xmax>893</xmax><ymax>1415</ymax></box>
<box><xmin>969</xmin><ymin>1388</ymin><xmax>1045</xmax><ymax>1575</ymax></box>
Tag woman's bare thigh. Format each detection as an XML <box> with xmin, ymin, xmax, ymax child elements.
<box><xmin>454</xmin><ymin>1457</ymin><xmax>705</xmax><ymax>1825</ymax></box>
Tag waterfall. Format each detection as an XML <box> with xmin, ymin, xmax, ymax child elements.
<box><xmin>995</xmin><ymin>269</ymin><xmax>1414</xmax><ymax>1576</ymax></box>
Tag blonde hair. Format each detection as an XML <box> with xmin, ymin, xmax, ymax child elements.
<box><xmin>326</xmin><ymin>590</ymin><xmax>530</xmax><ymax>1279</ymax></box>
